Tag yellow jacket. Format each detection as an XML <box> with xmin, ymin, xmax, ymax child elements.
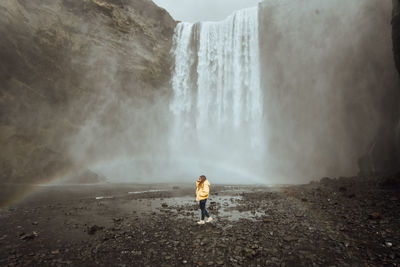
<box><xmin>196</xmin><ymin>180</ymin><xmax>210</xmax><ymax>201</ymax></box>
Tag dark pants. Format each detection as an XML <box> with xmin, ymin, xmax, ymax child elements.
<box><xmin>199</xmin><ymin>199</ymin><xmax>209</xmax><ymax>220</ymax></box>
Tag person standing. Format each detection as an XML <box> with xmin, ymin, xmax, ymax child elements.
<box><xmin>196</xmin><ymin>175</ymin><xmax>213</xmax><ymax>224</ymax></box>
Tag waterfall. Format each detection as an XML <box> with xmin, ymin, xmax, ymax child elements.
<box><xmin>169</xmin><ymin>7</ymin><xmax>264</xmax><ymax>182</ymax></box>
<box><xmin>196</xmin><ymin>8</ymin><xmax>262</xmax><ymax>132</ymax></box>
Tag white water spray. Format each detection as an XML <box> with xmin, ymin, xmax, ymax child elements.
<box><xmin>170</xmin><ymin>7</ymin><xmax>265</xmax><ymax>183</ymax></box>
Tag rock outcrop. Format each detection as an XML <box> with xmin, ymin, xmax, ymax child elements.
<box><xmin>0</xmin><ymin>0</ymin><xmax>176</xmax><ymax>183</ymax></box>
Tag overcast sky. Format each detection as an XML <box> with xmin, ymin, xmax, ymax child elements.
<box><xmin>152</xmin><ymin>0</ymin><xmax>261</xmax><ymax>23</ymax></box>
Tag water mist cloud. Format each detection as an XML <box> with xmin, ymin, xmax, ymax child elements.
<box><xmin>259</xmin><ymin>0</ymin><xmax>400</xmax><ymax>182</ymax></box>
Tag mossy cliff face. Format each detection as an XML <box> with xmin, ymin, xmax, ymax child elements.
<box><xmin>0</xmin><ymin>0</ymin><xmax>176</xmax><ymax>183</ymax></box>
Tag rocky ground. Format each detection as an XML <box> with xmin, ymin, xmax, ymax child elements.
<box><xmin>1</xmin><ymin>174</ymin><xmax>400</xmax><ymax>266</ymax></box>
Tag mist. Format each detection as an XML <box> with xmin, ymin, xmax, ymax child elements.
<box><xmin>259</xmin><ymin>0</ymin><xmax>400</xmax><ymax>183</ymax></box>
<box><xmin>63</xmin><ymin>0</ymin><xmax>400</xmax><ymax>185</ymax></box>
<box><xmin>152</xmin><ymin>0</ymin><xmax>261</xmax><ymax>23</ymax></box>
<box><xmin>65</xmin><ymin>42</ymin><xmax>173</xmax><ymax>183</ymax></box>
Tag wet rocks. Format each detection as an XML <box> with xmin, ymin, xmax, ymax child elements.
<box><xmin>19</xmin><ymin>232</ymin><xmax>38</xmax><ymax>241</ymax></box>
<box><xmin>87</xmin><ymin>225</ymin><xmax>104</xmax><ymax>235</ymax></box>
<box><xmin>262</xmin><ymin>217</ymin><xmax>270</xmax><ymax>223</ymax></box>
<box><xmin>112</xmin><ymin>217</ymin><xmax>123</xmax><ymax>223</ymax></box>
<box><xmin>379</xmin><ymin>175</ymin><xmax>400</xmax><ymax>189</ymax></box>
<box><xmin>1</xmin><ymin>179</ymin><xmax>400</xmax><ymax>266</ymax></box>
<box><xmin>368</xmin><ymin>212</ymin><xmax>382</xmax><ymax>220</ymax></box>
<box><xmin>51</xmin><ymin>249</ymin><xmax>60</xmax><ymax>255</ymax></box>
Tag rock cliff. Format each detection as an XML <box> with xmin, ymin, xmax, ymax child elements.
<box><xmin>0</xmin><ymin>0</ymin><xmax>176</xmax><ymax>183</ymax></box>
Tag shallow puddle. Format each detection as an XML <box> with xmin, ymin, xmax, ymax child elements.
<box><xmin>115</xmin><ymin>193</ymin><xmax>264</xmax><ymax>222</ymax></box>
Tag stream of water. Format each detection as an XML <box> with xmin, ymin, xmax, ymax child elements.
<box><xmin>170</xmin><ymin>7</ymin><xmax>265</xmax><ymax>183</ymax></box>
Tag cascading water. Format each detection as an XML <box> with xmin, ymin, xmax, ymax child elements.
<box><xmin>169</xmin><ymin>7</ymin><xmax>265</xmax><ymax>183</ymax></box>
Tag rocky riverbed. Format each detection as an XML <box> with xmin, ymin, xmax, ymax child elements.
<box><xmin>1</xmin><ymin>174</ymin><xmax>400</xmax><ymax>266</ymax></box>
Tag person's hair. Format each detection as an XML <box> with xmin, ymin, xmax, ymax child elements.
<box><xmin>199</xmin><ymin>175</ymin><xmax>207</xmax><ymax>186</ymax></box>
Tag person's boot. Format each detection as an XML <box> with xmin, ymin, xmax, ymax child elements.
<box><xmin>197</xmin><ymin>220</ymin><xmax>205</xmax><ymax>225</ymax></box>
<box><xmin>206</xmin><ymin>217</ymin><xmax>213</xmax><ymax>223</ymax></box>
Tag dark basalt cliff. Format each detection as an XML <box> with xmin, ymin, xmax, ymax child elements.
<box><xmin>0</xmin><ymin>0</ymin><xmax>176</xmax><ymax>183</ymax></box>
